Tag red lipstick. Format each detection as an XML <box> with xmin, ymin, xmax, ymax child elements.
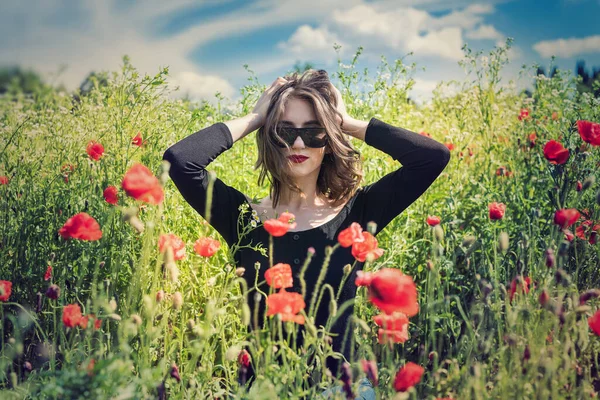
<box><xmin>288</xmin><ymin>155</ymin><xmax>309</xmax><ymax>163</ymax></box>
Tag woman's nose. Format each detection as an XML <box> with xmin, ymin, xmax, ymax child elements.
<box><xmin>292</xmin><ymin>135</ymin><xmax>305</xmax><ymax>148</ymax></box>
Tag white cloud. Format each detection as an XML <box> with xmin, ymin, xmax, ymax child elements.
<box><xmin>533</xmin><ymin>35</ymin><xmax>600</xmax><ymax>58</ymax></box>
<box><xmin>466</xmin><ymin>24</ymin><xmax>505</xmax><ymax>40</ymax></box>
<box><xmin>0</xmin><ymin>0</ymin><xmax>510</xmax><ymax>105</ymax></box>
<box><xmin>276</xmin><ymin>25</ymin><xmax>349</xmax><ymax>63</ymax></box>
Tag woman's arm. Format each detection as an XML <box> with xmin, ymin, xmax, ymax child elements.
<box><xmin>341</xmin><ymin>116</ymin><xmax>369</xmax><ymax>141</ymax></box>
<box><xmin>162</xmin><ymin>122</ymin><xmax>247</xmax><ymax>246</ymax></box>
<box><xmin>223</xmin><ymin>113</ymin><xmax>264</xmax><ymax>143</ymax></box>
<box><xmin>356</xmin><ymin>117</ymin><xmax>451</xmax><ymax>235</ymax></box>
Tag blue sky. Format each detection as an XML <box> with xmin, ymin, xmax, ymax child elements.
<box><xmin>1</xmin><ymin>0</ymin><xmax>599</xmax><ymax>106</ymax></box>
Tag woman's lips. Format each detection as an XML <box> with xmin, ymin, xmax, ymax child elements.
<box><xmin>288</xmin><ymin>155</ymin><xmax>308</xmax><ymax>163</ymax></box>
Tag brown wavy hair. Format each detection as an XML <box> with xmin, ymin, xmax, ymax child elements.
<box><xmin>254</xmin><ymin>69</ymin><xmax>364</xmax><ymax>209</ymax></box>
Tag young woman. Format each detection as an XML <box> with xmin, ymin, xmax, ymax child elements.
<box><xmin>163</xmin><ymin>69</ymin><xmax>451</xmax><ymax>398</ymax></box>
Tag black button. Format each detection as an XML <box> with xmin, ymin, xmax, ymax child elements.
<box><xmin>293</xmin><ymin>234</ymin><xmax>300</xmax><ymax>240</ymax></box>
<box><xmin>293</xmin><ymin>258</ymin><xmax>300</xmax><ymax>265</ymax></box>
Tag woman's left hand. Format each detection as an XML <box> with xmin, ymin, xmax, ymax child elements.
<box><xmin>329</xmin><ymin>83</ymin><xmax>349</xmax><ymax>127</ymax></box>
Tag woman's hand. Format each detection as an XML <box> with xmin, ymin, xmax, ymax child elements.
<box><xmin>252</xmin><ymin>77</ymin><xmax>288</xmax><ymax>127</ymax></box>
<box><xmin>329</xmin><ymin>83</ymin><xmax>350</xmax><ymax>127</ymax></box>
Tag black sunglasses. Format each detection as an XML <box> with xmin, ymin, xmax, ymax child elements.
<box><xmin>272</xmin><ymin>125</ymin><xmax>328</xmax><ymax>148</ymax></box>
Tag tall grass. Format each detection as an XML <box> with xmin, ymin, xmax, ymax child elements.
<box><xmin>1</xmin><ymin>40</ymin><xmax>600</xmax><ymax>399</ymax></box>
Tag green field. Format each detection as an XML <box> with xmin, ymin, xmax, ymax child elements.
<box><xmin>1</xmin><ymin>41</ymin><xmax>600</xmax><ymax>399</ymax></box>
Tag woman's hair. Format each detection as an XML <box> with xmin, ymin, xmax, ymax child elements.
<box><xmin>254</xmin><ymin>69</ymin><xmax>364</xmax><ymax>209</ymax></box>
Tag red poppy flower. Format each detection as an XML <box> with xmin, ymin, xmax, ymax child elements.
<box><xmin>121</xmin><ymin>163</ymin><xmax>164</xmax><ymax>205</ymax></box>
<box><xmin>351</xmin><ymin>231</ymin><xmax>384</xmax><ymax>262</ymax></box>
<box><xmin>44</xmin><ymin>265</ymin><xmax>52</xmax><ymax>281</ymax></box>
<box><xmin>588</xmin><ymin>310</ymin><xmax>600</xmax><ymax>336</ymax></box>
<box><xmin>444</xmin><ymin>142</ymin><xmax>454</xmax><ymax>151</ymax></box>
<box><xmin>103</xmin><ymin>186</ymin><xmax>119</xmax><ymax>205</ymax></box>
<box><xmin>46</xmin><ymin>284</ymin><xmax>60</xmax><ymax>300</ymax></box>
<box><xmin>358</xmin><ymin>268</ymin><xmax>419</xmax><ymax>316</ymax></box>
<box><xmin>238</xmin><ymin>349</ymin><xmax>251</xmax><ymax>368</ymax></box>
<box><xmin>576</xmin><ymin>181</ymin><xmax>583</xmax><ymax>192</ymax></box>
<box><xmin>488</xmin><ymin>202</ymin><xmax>506</xmax><ymax>220</ymax></box>
<box><xmin>193</xmin><ymin>237</ymin><xmax>220</xmax><ymax>257</ymax></box>
<box><xmin>62</xmin><ymin>304</ymin><xmax>83</xmax><ymax>328</ymax></box>
<box><xmin>419</xmin><ymin>131</ymin><xmax>432</xmax><ymax>138</ymax></box>
<box><xmin>374</xmin><ymin>312</ymin><xmax>410</xmax><ymax>344</ymax></box>
<box><xmin>266</xmin><ymin>289</ymin><xmax>305</xmax><ymax>324</ymax></box>
<box><xmin>355</xmin><ymin>271</ymin><xmax>373</xmax><ymax>286</ymax></box>
<box><xmin>393</xmin><ymin>362</ymin><xmax>424</xmax><ymax>392</ymax></box>
<box><xmin>517</xmin><ymin>108</ymin><xmax>530</xmax><ymax>121</ymax></box>
<box><xmin>158</xmin><ymin>233</ymin><xmax>186</xmax><ymax>260</ymax></box>
<box><xmin>61</xmin><ymin>163</ymin><xmax>76</xmax><ymax>173</ymax></box>
<box><xmin>132</xmin><ymin>132</ymin><xmax>144</xmax><ymax>147</ymax></box>
<box><xmin>575</xmin><ymin>220</ymin><xmax>600</xmax><ymax>244</ymax></box>
<box><xmin>468</xmin><ymin>147</ymin><xmax>474</xmax><ymax>157</ymax></box>
<box><xmin>338</xmin><ymin>222</ymin><xmax>365</xmax><ymax>248</ymax></box>
<box><xmin>539</xmin><ymin>290</ymin><xmax>549</xmax><ymax>306</ymax></box>
<box><xmin>59</xmin><ymin>212</ymin><xmax>103</xmax><ymax>241</ymax></box>
<box><xmin>86</xmin><ymin>141</ymin><xmax>104</xmax><ymax>161</ymax></box>
<box><xmin>263</xmin><ymin>212</ymin><xmax>297</xmax><ymax>237</ymax></box>
<box><xmin>426</xmin><ymin>216</ymin><xmax>441</xmax><ymax>226</ymax></box>
<box><xmin>553</xmin><ymin>208</ymin><xmax>581</xmax><ymax>229</ymax></box>
<box><xmin>265</xmin><ymin>263</ymin><xmax>293</xmax><ymax>289</ymax></box>
<box><xmin>543</xmin><ymin>140</ymin><xmax>569</xmax><ymax>165</ymax></box>
<box><xmin>577</xmin><ymin>120</ymin><xmax>600</xmax><ymax>147</ymax></box>
<box><xmin>0</xmin><ymin>176</ymin><xmax>8</xmax><ymax>185</ymax></box>
<box><xmin>509</xmin><ymin>276</ymin><xmax>531</xmax><ymax>302</ymax></box>
<box><xmin>0</xmin><ymin>280</ymin><xmax>12</xmax><ymax>302</ymax></box>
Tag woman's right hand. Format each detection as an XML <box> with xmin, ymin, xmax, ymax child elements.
<box><xmin>251</xmin><ymin>77</ymin><xmax>288</xmax><ymax>126</ymax></box>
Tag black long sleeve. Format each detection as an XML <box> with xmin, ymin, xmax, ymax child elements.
<box><xmin>162</xmin><ymin>122</ymin><xmax>245</xmax><ymax>246</ymax></box>
<box><xmin>358</xmin><ymin>117</ymin><xmax>451</xmax><ymax>234</ymax></box>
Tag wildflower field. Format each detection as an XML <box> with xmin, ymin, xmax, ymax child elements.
<box><xmin>1</xmin><ymin>40</ymin><xmax>600</xmax><ymax>399</ymax></box>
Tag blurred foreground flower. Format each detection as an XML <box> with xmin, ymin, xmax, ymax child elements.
<box><xmin>121</xmin><ymin>163</ymin><xmax>164</xmax><ymax>205</ymax></box>
<box><xmin>59</xmin><ymin>212</ymin><xmax>103</xmax><ymax>241</ymax></box>
<box><xmin>86</xmin><ymin>140</ymin><xmax>104</xmax><ymax>161</ymax></box>
<box><xmin>394</xmin><ymin>362</ymin><xmax>424</xmax><ymax>392</ymax></box>
<box><xmin>194</xmin><ymin>237</ymin><xmax>220</xmax><ymax>257</ymax></box>
<box><xmin>0</xmin><ymin>280</ymin><xmax>12</xmax><ymax>301</ymax></box>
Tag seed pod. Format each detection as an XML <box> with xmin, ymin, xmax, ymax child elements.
<box><xmin>544</xmin><ymin>248</ymin><xmax>555</xmax><ymax>268</ymax></box>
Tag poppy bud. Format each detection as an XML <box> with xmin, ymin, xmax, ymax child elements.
<box><xmin>545</xmin><ymin>248</ymin><xmax>555</xmax><ymax>268</ymax></box>
<box><xmin>99</xmin><ymin>261</ymin><xmax>105</xmax><ymax>269</ymax></box>
<box><xmin>367</xmin><ymin>221</ymin><xmax>377</xmax><ymax>235</ymax></box>
<box><xmin>187</xmin><ymin>319</ymin><xmax>195</xmax><ymax>330</ymax></box>
<box><xmin>307</xmin><ymin>247</ymin><xmax>315</xmax><ymax>255</ymax></box>
<box><xmin>462</xmin><ymin>235</ymin><xmax>476</xmax><ymax>247</ymax></box>
<box><xmin>426</xmin><ymin>260</ymin><xmax>434</xmax><ymax>271</ymax></box>
<box><xmin>172</xmin><ymin>291</ymin><xmax>183</xmax><ymax>310</ymax></box>
<box><xmin>579</xmin><ymin>289</ymin><xmax>600</xmax><ymax>305</ymax></box>
<box><xmin>523</xmin><ymin>345</ymin><xmax>531</xmax><ymax>362</ymax></box>
<box><xmin>539</xmin><ymin>290</ymin><xmax>549</xmax><ymax>306</ymax></box>
<box><xmin>49</xmin><ymin>252</ymin><xmax>56</xmax><ymax>262</ymax></box>
<box><xmin>109</xmin><ymin>298</ymin><xmax>117</xmax><ymax>311</ymax></box>
<box><xmin>576</xmin><ymin>181</ymin><xmax>583</xmax><ymax>192</ymax></box>
<box><xmin>131</xmin><ymin>314</ymin><xmax>142</xmax><ymax>325</ymax></box>
<box><xmin>36</xmin><ymin>291</ymin><xmax>43</xmax><ymax>312</ymax></box>
<box><xmin>558</xmin><ymin>241</ymin><xmax>569</xmax><ymax>257</ymax></box>
<box><xmin>596</xmin><ymin>189</ymin><xmax>600</xmax><ymax>206</ymax></box>
<box><xmin>235</xmin><ymin>267</ymin><xmax>245</xmax><ymax>277</ymax></box>
<box><xmin>433</xmin><ymin>225</ymin><xmax>444</xmax><ymax>242</ymax></box>
<box><xmin>156</xmin><ymin>290</ymin><xmax>165</xmax><ymax>302</ymax></box>
<box><xmin>45</xmin><ymin>284</ymin><xmax>60</xmax><ymax>300</ymax></box>
<box><xmin>170</xmin><ymin>363</ymin><xmax>181</xmax><ymax>383</ymax></box>
<box><xmin>343</xmin><ymin>264</ymin><xmax>352</xmax><ymax>275</ymax></box>
<box><xmin>582</xmin><ymin>176</ymin><xmax>595</xmax><ymax>191</ymax></box>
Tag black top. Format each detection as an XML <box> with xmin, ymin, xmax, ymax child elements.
<box><xmin>162</xmin><ymin>117</ymin><xmax>450</xmax><ymax>375</ymax></box>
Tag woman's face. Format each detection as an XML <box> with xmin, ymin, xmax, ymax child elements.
<box><xmin>278</xmin><ymin>97</ymin><xmax>328</xmax><ymax>179</ymax></box>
